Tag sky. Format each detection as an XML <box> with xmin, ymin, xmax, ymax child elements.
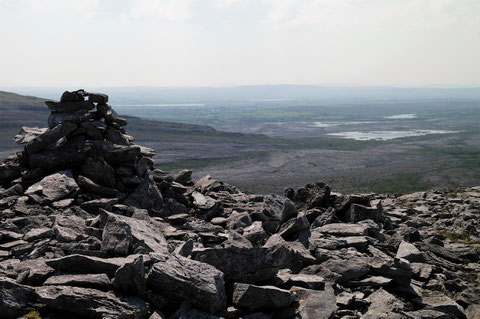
<box><xmin>0</xmin><ymin>0</ymin><xmax>479</xmax><ymax>87</ymax></box>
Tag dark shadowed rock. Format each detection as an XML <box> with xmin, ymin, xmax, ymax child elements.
<box><xmin>46</xmin><ymin>100</ymin><xmax>95</xmax><ymax>113</ymax></box>
<box><xmin>232</xmin><ymin>283</ymin><xmax>293</xmax><ymax>311</ymax></box>
<box><xmin>36</xmin><ymin>285</ymin><xmax>150</xmax><ymax>319</ymax></box>
<box><xmin>123</xmin><ymin>172</ymin><xmax>164</xmax><ymax>215</ymax></box>
<box><xmin>193</xmin><ymin>246</ymin><xmax>288</xmax><ymax>283</ymax></box>
<box><xmin>285</xmin><ymin>182</ymin><xmax>331</xmax><ymax>210</ymax></box>
<box><xmin>113</xmin><ymin>256</ymin><xmax>146</xmax><ymax>298</ymax></box>
<box><xmin>29</xmin><ymin>136</ymin><xmax>87</xmax><ymax>170</ymax></box>
<box><xmin>60</xmin><ymin>89</ymin><xmax>86</xmax><ymax>102</ymax></box>
<box><xmin>86</xmin><ymin>140</ymin><xmax>140</xmax><ymax>165</ymax></box>
<box><xmin>345</xmin><ymin>203</ymin><xmax>381</xmax><ymax>223</ymax></box>
<box><xmin>82</xmin><ymin>156</ymin><xmax>116</xmax><ymax>188</ymax></box>
<box><xmin>0</xmin><ymin>276</ymin><xmax>38</xmax><ymax>318</ymax></box>
<box><xmin>147</xmin><ymin>253</ymin><xmax>226</xmax><ymax>314</ymax></box>
<box><xmin>88</xmin><ymin>92</ymin><xmax>109</xmax><ymax>104</ymax></box>
<box><xmin>278</xmin><ymin>213</ymin><xmax>309</xmax><ymax>239</ymax></box>
<box><xmin>77</xmin><ymin>175</ymin><xmax>118</xmax><ymax>197</ymax></box>
<box><xmin>48</xmin><ymin>109</ymin><xmax>94</xmax><ymax>128</ymax></box>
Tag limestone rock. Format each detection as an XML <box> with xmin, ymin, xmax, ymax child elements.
<box><xmin>44</xmin><ymin>273</ymin><xmax>111</xmax><ymax>290</ymax></box>
<box><xmin>232</xmin><ymin>283</ymin><xmax>293</xmax><ymax>311</ymax></box>
<box><xmin>193</xmin><ymin>246</ymin><xmax>288</xmax><ymax>283</ymax></box>
<box><xmin>25</xmin><ymin>170</ymin><xmax>78</xmax><ymax>203</ymax></box>
<box><xmin>147</xmin><ymin>253</ymin><xmax>226</xmax><ymax>314</ymax></box>
<box><xmin>36</xmin><ymin>285</ymin><xmax>150</xmax><ymax>318</ymax></box>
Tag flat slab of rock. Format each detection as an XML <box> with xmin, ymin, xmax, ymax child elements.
<box><xmin>45</xmin><ymin>254</ymin><xmax>144</xmax><ymax>276</ymax></box>
<box><xmin>36</xmin><ymin>285</ymin><xmax>150</xmax><ymax>318</ymax></box>
<box><xmin>25</xmin><ymin>122</ymin><xmax>78</xmax><ymax>155</ymax></box>
<box><xmin>25</xmin><ymin>170</ymin><xmax>78</xmax><ymax>203</ymax></box>
<box><xmin>147</xmin><ymin>253</ymin><xmax>226</xmax><ymax>314</ymax></box>
<box><xmin>193</xmin><ymin>246</ymin><xmax>288</xmax><ymax>283</ymax></box>
<box><xmin>232</xmin><ymin>283</ymin><xmax>293</xmax><ymax>311</ymax></box>
<box><xmin>315</xmin><ymin>223</ymin><xmax>368</xmax><ymax>237</ymax></box>
<box><xmin>44</xmin><ymin>273</ymin><xmax>111</xmax><ymax>289</ymax></box>
<box><xmin>422</xmin><ymin>295</ymin><xmax>467</xmax><ymax>319</ymax></box>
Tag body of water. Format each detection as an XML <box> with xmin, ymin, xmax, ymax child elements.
<box><xmin>385</xmin><ymin>113</ymin><xmax>417</xmax><ymax>119</ymax></box>
<box><xmin>327</xmin><ymin>129</ymin><xmax>459</xmax><ymax>141</ymax></box>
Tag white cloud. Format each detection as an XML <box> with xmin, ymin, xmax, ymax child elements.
<box><xmin>263</xmin><ymin>0</ymin><xmax>480</xmax><ymax>31</ymax></box>
<box><xmin>129</xmin><ymin>0</ymin><xmax>192</xmax><ymax>20</ymax></box>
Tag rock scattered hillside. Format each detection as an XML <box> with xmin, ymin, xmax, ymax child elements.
<box><xmin>0</xmin><ymin>90</ymin><xmax>479</xmax><ymax>319</ymax></box>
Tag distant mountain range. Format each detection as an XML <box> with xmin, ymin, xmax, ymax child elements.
<box><xmin>4</xmin><ymin>85</ymin><xmax>480</xmax><ymax>107</ymax></box>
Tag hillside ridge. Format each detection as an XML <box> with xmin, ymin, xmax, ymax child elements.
<box><xmin>0</xmin><ymin>90</ymin><xmax>479</xmax><ymax>318</ymax></box>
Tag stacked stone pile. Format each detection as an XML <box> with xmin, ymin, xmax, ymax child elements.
<box><xmin>0</xmin><ymin>91</ymin><xmax>479</xmax><ymax>319</ymax></box>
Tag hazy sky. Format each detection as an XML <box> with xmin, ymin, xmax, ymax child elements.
<box><xmin>1</xmin><ymin>0</ymin><xmax>479</xmax><ymax>87</ymax></box>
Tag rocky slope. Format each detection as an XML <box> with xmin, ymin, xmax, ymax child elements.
<box><xmin>0</xmin><ymin>90</ymin><xmax>479</xmax><ymax>319</ymax></box>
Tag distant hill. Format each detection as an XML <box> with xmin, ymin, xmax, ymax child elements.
<box><xmin>0</xmin><ymin>91</ymin><xmax>280</xmax><ymax>168</ymax></box>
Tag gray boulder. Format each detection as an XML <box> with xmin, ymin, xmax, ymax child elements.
<box><xmin>0</xmin><ymin>276</ymin><xmax>37</xmax><ymax>319</ymax></box>
<box><xmin>123</xmin><ymin>171</ymin><xmax>164</xmax><ymax>216</ymax></box>
<box><xmin>36</xmin><ymin>285</ymin><xmax>150</xmax><ymax>319</ymax></box>
<box><xmin>25</xmin><ymin>170</ymin><xmax>78</xmax><ymax>203</ymax></box>
<box><xmin>100</xmin><ymin>209</ymin><xmax>168</xmax><ymax>254</ymax></box>
<box><xmin>232</xmin><ymin>283</ymin><xmax>293</xmax><ymax>311</ymax></box>
<box><xmin>289</xmin><ymin>285</ymin><xmax>337</xmax><ymax>319</ymax></box>
<box><xmin>147</xmin><ymin>253</ymin><xmax>226</xmax><ymax>314</ymax></box>
<box><xmin>193</xmin><ymin>246</ymin><xmax>288</xmax><ymax>283</ymax></box>
<box><xmin>101</xmin><ymin>212</ymin><xmax>132</xmax><ymax>255</ymax></box>
<box><xmin>396</xmin><ymin>240</ymin><xmax>424</xmax><ymax>263</ymax></box>
<box><xmin>113</xmin><ymin>256</ymin><xmax>146</xmax><ymax>298</ymax></box>
<box><xmin>82</xmin><ymin>156</ymin><xmax>116</xmax><ymax>188</ymax></box>
<box><xmin>345</xmin><ymin>203</ymin><xmax>381</xmax><ymax>223</ymax></box>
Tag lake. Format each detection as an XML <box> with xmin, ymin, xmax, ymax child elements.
<box><xmin>327</xmin><ymin>130</ymin><xmax>459</xmax><ymax>141</ymax></box>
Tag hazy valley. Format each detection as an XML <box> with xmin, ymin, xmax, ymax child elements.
<box><xmin>1</xmin><ymin>87</ymin><xmax>480</xmax><ymax>195</ymax></box>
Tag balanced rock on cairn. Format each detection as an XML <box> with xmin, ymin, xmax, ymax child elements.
<box><xmin>4</xmin><ymin>89</ymin><xmax>164</xmax><ymax>215</ymax></box>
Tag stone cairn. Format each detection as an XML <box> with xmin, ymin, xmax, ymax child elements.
<box><xmin>0</xmin><ymin>90</ymin><xmax>479</xmax><ymax>318</ymax></box>
<box><xmin>3</xmin><ymin>89</ymin><xmax>163</xmax><ymax>214</ymax></box>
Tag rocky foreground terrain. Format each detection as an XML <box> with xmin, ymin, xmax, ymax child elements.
<box><xmin>0</xmin><ymin>91</ymin><xmax>479</xmax><ymax>319</ymax></box>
